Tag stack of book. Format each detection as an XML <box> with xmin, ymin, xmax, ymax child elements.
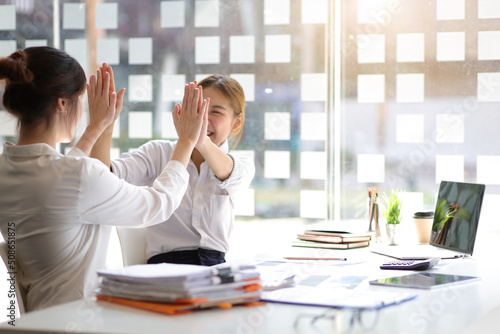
<box><xmin>293</xmin><ymin>230</ymin><xmax>372</xmax><ymax>249</ymax></box>
<box><xmin>95</xmin><ymin>263</ymin><xmax>262</xmax><ymax>315</ymax></box>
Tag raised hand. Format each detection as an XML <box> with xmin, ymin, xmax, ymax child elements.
<box><xmin>100</xmin><ymin>63</ymin><xmax>126</xmax><ymax>124</ymax></box>
<box><xmin>172</xmin><ymin>83</ymin><xmax>208</xmax><ymax>147</ymax></box>
<box><xmin>170</xmin><ymin>82</ymin><xmax>208</xmax><ymax>167</ymax></box>
<box><xmin>87</xmin><ymin>68</ymin><xmax>116</xmax><ymax>132</ymax></box>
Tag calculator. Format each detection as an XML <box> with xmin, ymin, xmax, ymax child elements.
<box><xmin>380</xmin><ymin>258</ymin><xmax>440</xmax><ymax>270</ymax></box>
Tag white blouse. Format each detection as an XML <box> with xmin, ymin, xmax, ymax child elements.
<box><xmin>0</xmin><ymin>142</ymin><xmax>189</xmax><ymax>311</ymax></box>
<box><xmin>111</xmin><ymin>140</ymin><xmax>255</xmax><ymax>259</ymax></box>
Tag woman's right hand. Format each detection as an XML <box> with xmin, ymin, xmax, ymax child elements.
<box><xmin>172</xmin><ymin>82</ymin><xmax>208</xmax><ymax>149</ymax></box>
<box><xmin>87</xmin><ymin>67</ymin><xmax>117</xmax><ymax>133</ymax></box>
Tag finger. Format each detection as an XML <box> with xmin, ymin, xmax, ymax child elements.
<box><xmin>110</xmin><ymin>91</ymin><xmax>117</xmax><ymax>110</ymax></box>
<box><xmin>96</xmin><ymin>69</ymin><xmax>102</xmax><ymax>96</ymax></box>
<box><xmin>203</xmin><ymin>98</ymin><xmax>210</xmax><ymax>120</ymax></box>
<box><xmin>181</xmin><ymin>84</ymin><xmax>189</xmax><ymax>110</ymax></box>
<box><xmin>191</xmin><ymin>87</ymin><xmax>200</xmax><ymax>115</ymax></box>
<box><xmin>107</xmin><ymin>65</ymin><xmax>116</xmax><ymax>93</ymax></box>
<box><xmin>116</xmin><ymin>88</ymin><xmax>126</xmax><ymax>110</ymax></box>
<box><xmin>89</xmin><ymin>75</ymin><xmax>96</xmax><ymax>99</ymax></box>
<box><xmin>172</xmin><ymin>103</ymin><xmax>181</xmax><ymax>123</ymax></box>
<box><xmin>103</xmin><ymin>72</ymin><xmax>111</xmax><ymax>103</ymax></box>
<box><xmin>186</xmin><ymin>84</ymin><xmax>196</xmax><ymax>114</ymax></box>
<box><xmin>197</xmin><ymin>85</ymin><xmax>203</xmax><ymax>114</ymax></box>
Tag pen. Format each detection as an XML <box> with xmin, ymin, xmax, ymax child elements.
<box><xmin>284</xmin><ymin>257</ymin><xmax>347</xmax><ymax>261</ymax></box>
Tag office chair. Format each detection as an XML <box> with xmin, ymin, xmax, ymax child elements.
<box><xmin>116</xmin><ymin>227</ymin><xmax>147</xmax><ymax>266</ymax></box>
<box><xmin>0</xmin><ymin>241</ymin><xmax>26</xmax><ymax>314</ymax></box>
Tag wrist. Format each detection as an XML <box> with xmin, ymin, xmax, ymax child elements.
<box><xmin>195</xmin><ymin>136</ymin><xmax>212</xmax><ymax>152</ymax></box>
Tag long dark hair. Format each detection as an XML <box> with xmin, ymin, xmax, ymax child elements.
<box><xmin>0</xmin><ymin>46</ymin><xmax>86</xmax><ymax>129</ymax></box>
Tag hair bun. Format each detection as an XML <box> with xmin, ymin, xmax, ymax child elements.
<box><xmin>0</xmin><ymin>50</ymin><xmax>34</xmax><ymax>84</ymax></box>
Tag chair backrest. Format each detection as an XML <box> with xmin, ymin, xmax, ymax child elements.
<box><xmin>116</xmin><ymin>227</ymin><xmax>147</xmax><ymax>266</ymax></box>
<box><xmin>0</xmin><ymin>241</ymin><xmax>26</xmax><ymax>314</ymax></box>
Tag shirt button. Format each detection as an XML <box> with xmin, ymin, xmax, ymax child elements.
<box><xmin>201</xmin><ymin>240</ymin><xmax>206</xmax><ymax>246</ymax></box>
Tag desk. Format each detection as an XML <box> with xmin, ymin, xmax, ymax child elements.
<box><xmin>1</xmin><ymin>222</ymin><xmax>499</xmax><ymax>334</ymax></box>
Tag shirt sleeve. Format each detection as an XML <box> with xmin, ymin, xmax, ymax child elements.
<box><xmin>79</xmin><ymin>157</ymin><xmax>189</xmax><ymax>228</ymax></box>
<box><xmin>209</xmin><ymin>153</ymin><xmax>255</xmax><ymax>194</ymax></box>
<box><xmin>111</xmin><ymin>141</ymin><xmax>171</xmax><ymax>187</ymax></box>
<box><xmin>66</xmin><ymin>146</ymin><xmax>86</xmax><ymax>157</ymax></box>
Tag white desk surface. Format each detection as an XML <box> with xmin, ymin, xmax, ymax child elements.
<box><xmin>1</xmin><ymin>222</ymin><xmax>499</xmax><ymax>334</ymax></box>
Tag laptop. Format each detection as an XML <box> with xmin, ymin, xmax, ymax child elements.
<box><xmin>371</xmin><ymin>181</ymin><xmax>485</xmax><ymax>260</ymax></box>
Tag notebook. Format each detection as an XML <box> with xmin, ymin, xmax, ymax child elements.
<box><xmin>371</xmin><ymin>181</ymin><xmax>485</xmax><ymax>260</ymax></box>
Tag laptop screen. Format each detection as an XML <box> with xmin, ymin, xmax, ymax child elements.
<box><xmin>430</xmin><ymin>181</ymin><xmax>485</xmax><ymax>254</ymax></box>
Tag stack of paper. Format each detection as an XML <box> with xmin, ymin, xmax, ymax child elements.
<box><xmin>95</xmin><ymin>263</ymin><xmax>262</xmax><ymax>315</ymax></box>
<box><xmin>293</xmin><ymin>230</ymin><xmax>372</xmax><ymax>249</ymax></box>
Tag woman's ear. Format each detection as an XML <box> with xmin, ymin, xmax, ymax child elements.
<box><xmin>232</xmin><ymin>114</ymin><xmax>242</xmax><ymax>131</ymax></box>
<box><xmin>57</xmin><ymin>98</ymin><xmax>67</xmax><ymax>115</ymax></box>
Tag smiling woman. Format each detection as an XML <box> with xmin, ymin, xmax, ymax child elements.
<box><xmin>104</xmin><ymin>74</ymin><xmax>255</xmax><ymax>266</ymax></box>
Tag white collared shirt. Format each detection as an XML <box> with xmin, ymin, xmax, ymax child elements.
<box><xmin>111</xmin><ymin>140</ymin><xmax>255</xmax><ymax>259</ymax></box>
<box><xmin>0</xmin><ymin>142</ymin><xmax>189</xmax><ymax>311</ymax></box>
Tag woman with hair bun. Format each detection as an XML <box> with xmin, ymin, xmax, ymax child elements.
<box><xmin>0</xmin><ymin>47</ymin><xmax>207</xmax><ymax>312</ymax></box>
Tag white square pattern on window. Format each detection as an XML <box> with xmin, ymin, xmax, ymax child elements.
<box><xmin>195</xmin><ymin>0</ymin><xmax>219</xmax><ymax>27</ymax></box>
<box><xmin>396</xmin><ymin>73</ymin><xmax>424</xmax><ymax>103</ymax></box>
<box><xmin>301</xmin><ymin>151</ymin><xmax>326</xmax><ymax>180</ymax></box>
<box><xmin>478</xmin><ymin>72</ymin><xmax>500</xmax><ymax>101</ymax></box>
<box><xmin>96</xmin><ymin>3</ymin><xmax>118</xmax><ymax>29</ymax></box>
<box><xmin>396</xmin><ymin>114</ymin><xmax>424</xmax><ymax>143</ymax></box>
<box><xmin>129</xmin><ymin>75</ymin><xmax>153</xmax><ymax>102</ymax></box>
<box><xmin>478</xmin><ymin>31</ymin><xmax>500</xmax><ymax>60</ymax></box>
<box><xmin>128</xmin><ymin>112</ymin><xmax>153</xmax><ymax>139</ymax></box>
<box><xmin>357</xmin><ymin>34</ymin><xmax>385</xmax><ymax>64</ymax></box>
<box><xmin>477</xmin><ymin>156</ymin><xmax>500</xmax><ymax>185</ymax></box>
<box><xmin>478</xmin><ymin>0</ymin><xmax>500</xmax><ymax>19</ymax></box>
<box><xmin>437</xmin><ymin>0</ymin><xmax>465</xmax><ymax>21</ymax></box>
<box><xmin>300</xmin><ymin>190</ymin><xmax>326</xmax><ymax>219</ymax></box>
<box><xmin>436</xmin><ymin>32</ymin><xmax>465</xmax><ymax>61</ymax></box>
<box><xmin>264</xmin><ymin>151</ymin><xmax>290</xmax><ymax>179</ymax></box>
<box><xmin>63</xmin><ymin>3</ymin><xmax>85</xmax><ymax>30</ymax></box>
<box><xmin>161</xmin><ymin>1</ymin><xmax>185</xmax><ymax>28</ymax></box>
<box><xmin>264</xmin><ymin>112</ymin><xmax>290</xmax><ymax>140</ymax></box>
<box><xmin>230</xmin><ymin>36</ymin><xmax>255</xmax><ymax>64</ymax></box>
<box><xmin>0</xmin><ymin>41</ymin><xmax>16</xmax><ymax>57</ymax></box>
<box><xmin>301</xmin><ymin>112</ymin><xmax>326</xmax><ymax>141</ymax></box>
<box><xmin>129</xmin><ymin>38</ymin><xmax>153</xmax><ymax>65</ymax></box>
<box><xmin>265</xmin><ymin>35</ymin><xmax>291</xmax><ymax>63</ymax></box>
<box><xmin>264</xmin><ymin>0</ymin><xmax>290</xmax><ymax>25</ymax></box>
<box><xmin>64</xmin><ymin>39</ymin><xmax>87</xmax><ymax>68</ymax></box>
<box><xmin>162</xmin><ymin>74</ymin><xmax>186</xmax><ymax>102</ymax></box>
<box><xmin>436</xmin><ymin>114</ymin><xmax>465</xmax><ymax>143</ymax></box>
<box><xmin>302</xmin><ymin>0</ymin><xmax>327</xmax><ymax>24</ymax></box>
<box><xmin>97</xmin><ymin>39</ymin><xmax>120</xmax><ymax>65</ymax></box>
<box><xmin>0</xmin><ymin>5</ymin><xmax>16</xmax><ymax>30</ymax></box>
<box><xmin>397</xmin><ymin>33</ymin><xmax>425</xmax><ymax>62</ymax></box>
<box><xmin>195</xmin><ymin>36</ymin><xmax>220</xmax><ymax>64</ymax></box>
<box><xmin>357</xmin><ymin>74</ymin><xmax>385</xmax><ymax>103</ymax></box>
<box><xmin>436</xmin><ymin>155</ymin><xmax>464</xmax><ymax>183</ymax></box>
<box><xmin>301</xmin><ymin>73</ymin><xmax>327</xmax><ymax>101</ymax></box>
<box><xmin>357</xmin><ymin>154</ymin><xmax>385</xmax><ymax>183</ymax></box>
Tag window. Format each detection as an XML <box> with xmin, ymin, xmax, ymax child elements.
<box><xmin>1</xmin><ymin>0</ymin><xmax>499</xmax><ymax>232</ymax></box>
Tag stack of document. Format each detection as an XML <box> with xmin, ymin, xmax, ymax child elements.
<box><xmin>95</xmin><ymin>263</ymin><xmax>262</xmax><ymax>315</ymax></box>
<box><xmin>293</xmin><ymin>230</ymin><xmax>372</xmax><ymax>249</ymax></box>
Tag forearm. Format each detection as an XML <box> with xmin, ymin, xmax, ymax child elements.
<box><xmin>90</xmin><ymin>127</ymin><xmax>114</xmax><ymax>167</ymax></box>
<box><xmin>196</xmin><ymin>139</ymin><xmax>234</xmax><ymax>181</ymax></box>
<box><xmin>170</xmin><ymin>139</ymin><xmax>196</xmax><ymax>168</ymax></box>
<box><xmin>75</xmin><ymin>125</ymin><xmax>105</xmax><ymax>156</ymax></box>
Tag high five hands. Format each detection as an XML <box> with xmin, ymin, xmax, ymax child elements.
<box><xmin>87</xmin><ymin>63</ymin><xmax>126</xmax><ymax>133</ymax></box>
<box><xmin>172</xmin><ymin>82</ymin><xmax>210</xmax><ymax>150</ymax></box>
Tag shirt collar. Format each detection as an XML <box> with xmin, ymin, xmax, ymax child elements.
<box><xmin>219</xmin><ymin>140</ymin><xmax>229</xmax><ymax>154</ymax></box>
<box><xmin>2</xmin><ymin>142</ymin><xmax>63</xmax><ymax>157</ymax></box>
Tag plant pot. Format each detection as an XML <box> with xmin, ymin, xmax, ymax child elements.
<box><xmin>386</xmin><ymin>224</ymin><xmax>400</xmax><ymax>245</ymax></box>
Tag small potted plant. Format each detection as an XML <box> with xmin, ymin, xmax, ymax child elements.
<box><xmin>382</xmin><ymin>190</ymin><xmax>403</xmax><ymax>245</ymax></box>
